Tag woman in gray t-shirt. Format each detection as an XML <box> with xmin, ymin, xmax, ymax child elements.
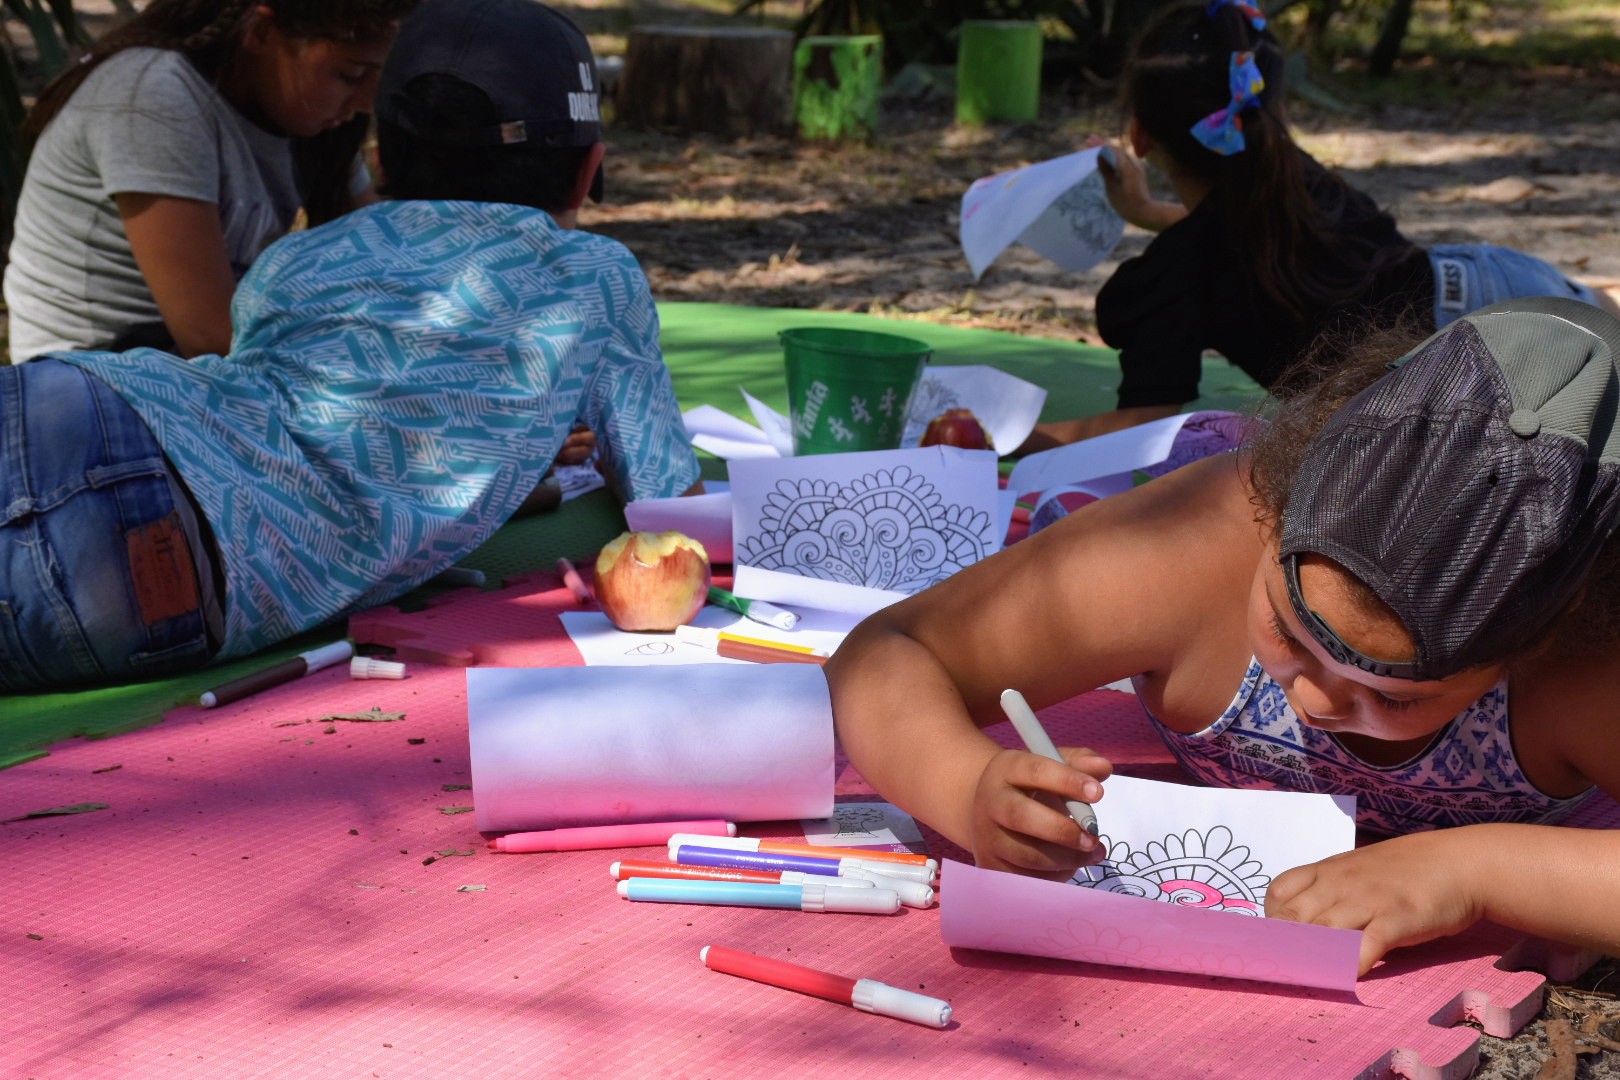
<box><xmin>4</xmin><ymin>0</ymin><xmax>414</xmax><ymax>361</ymax></box>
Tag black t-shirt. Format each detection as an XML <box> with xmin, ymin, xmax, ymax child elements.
<box><xmin>1096</xmin><ymin>155</ymin><xmax>1436</xmax><ymax>408</ymax></box>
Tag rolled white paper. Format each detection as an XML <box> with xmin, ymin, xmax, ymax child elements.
<box><xmin>467</xmin><ymin>665</ymin><xmax>835</xmax><ymax>833</ymax></box>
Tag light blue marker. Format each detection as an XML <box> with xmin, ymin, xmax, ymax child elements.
<box><xmin>617</xmin><ymin>878</ymin><xmax>899</xmax><ymax>914</ymax></box>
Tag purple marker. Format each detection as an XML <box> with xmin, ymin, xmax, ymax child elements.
<box><xmin>673</xmin><ymin>843</ymin><xmax>936</xmax><ymax>884</ymax></box>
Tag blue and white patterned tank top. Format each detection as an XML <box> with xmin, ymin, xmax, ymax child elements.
<box><xmin>1136</xmin><ymin>658</ymin><xmax>1594</xmax><ymax>835</ymax></box>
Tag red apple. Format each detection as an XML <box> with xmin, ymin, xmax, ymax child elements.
<box><xmin>594</xmin><ymin>530</ymin><xmax>712</xmax><ymax>632</ymax></box>
<box><xmin>920</xmin><ymin>408</ymin><xmax>994</xmax><ymax>451</ymax></box>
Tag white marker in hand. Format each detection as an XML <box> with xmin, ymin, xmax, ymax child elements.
<box><xmin>999</xmin><ymin>688</ymin><xmax>1100</xmax><ymax>836</ymax></box>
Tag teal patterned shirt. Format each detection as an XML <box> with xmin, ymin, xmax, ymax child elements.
<box><xmin>58</xmin><ymin>200</ymin><xmax>698</xmax><ymax>658</ymax></box>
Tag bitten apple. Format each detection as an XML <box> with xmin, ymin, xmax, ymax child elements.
<box><xmin>594</xmin><ymin>530</ymin><xmax>712</xmax><ymax>632</ymax></box>
<box><xmin>920</xmin><ymin>408</ymin><xmax>994</xmax><ymax>451</ymax></box>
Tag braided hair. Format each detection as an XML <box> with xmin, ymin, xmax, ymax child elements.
<box><xmin>1122</xmin><ymin>2</ymin><xmax>1414</xmax><ymax>329</ymax></box>
<box><xmin>24</xmin><ymin>0</ymin><xmax>418</xmax><ymax>224</ymax></box>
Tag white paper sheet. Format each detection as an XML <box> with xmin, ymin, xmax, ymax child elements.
<box><xmin>899</xmin><ymin>365</ymin><xmax>1047</xmax><ymax>457</ymax></box>
<box><xmin>729</xmin><ymin>446</ymin><xmax>1002</xmax><ymax>613</ymax></box>
<box><xmin>1005</xmin><ymin>412</ymin><xmax>1195</xmax><ymax>501</ymax></box>
<box><xmin>559</xmin><ymin>607</ymin><xmax>851</xmax><ymax>667</ymax></box>
<box><xmin>466</xmin><ymin>664</ymin><xmax>835</xmax><ymax>832</ymax></box>
<box><xmin>941</xmin><ymin>775</ymin><xmax>1361</xmax><ymax>992</ymax></box>
<box><xmin>689</xmin><ymin>373</ymin><xmax>1043</xmax><ymax>463</ymax></box>
<box><xmin>685</xmin><ymin>404</ymin><xmax>780</xmax><ymax>461</ymax></box>
<box><xmin>800</xmin><ymin>801</ymin><xmax>926</xmax><ymax>849</ymax></box>
<box><xmin>960</xmin><ymin>147</ymin><xmax>1127</xmax><ymax>279</ymax></box>
<box><xmin>624</xmin><ymin>491</ymin><xmax>736</xmax><ymax>563</ymax></box>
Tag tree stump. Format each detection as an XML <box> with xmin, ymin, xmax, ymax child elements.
<box><xmin>619</xmin><ymin>26</ymin><xmax>794</xmax><ymax>137</ymax></box>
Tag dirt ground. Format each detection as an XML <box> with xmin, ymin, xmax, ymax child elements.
<box><xmin>4</xmin><ymin>3</ymin><xmax>1620</xmax><ymax>1075</ymax></box>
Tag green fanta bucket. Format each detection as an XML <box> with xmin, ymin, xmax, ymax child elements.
<box><xmin>780</xmin><ymin>327</ymin><xmax>931</xmax><ymax>455</ymax></box>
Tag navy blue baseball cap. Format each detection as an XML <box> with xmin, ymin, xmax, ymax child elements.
<box><xmin>377</xmin><ymin>0</ymin><xmax>604</xmax><ymax>200</ymax></box>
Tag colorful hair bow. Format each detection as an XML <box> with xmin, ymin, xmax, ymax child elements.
<box><xmin>1206</xmin><ymin>0</ymin><xmax>1267</xmax><ymax>31</ymax></box>
<box><xmin>1190</xmin><ymin>50</ymin><xmax>1265</xmax><ymax>156</ymax></box>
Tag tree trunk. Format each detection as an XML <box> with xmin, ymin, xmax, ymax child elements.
<box><xmin>1369</xmin><ymin>0</ymin><xmax>1416</xmax><ymax>77</ymax></box>
<box><xmin>619</xmin><ymin>26</ymin><xmax>794</xmax><ymax>137</ymax></box>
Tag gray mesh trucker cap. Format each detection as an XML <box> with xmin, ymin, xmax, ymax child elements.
<box><xmin>376</xmin><ymin>0</ymin><xmax>604</xmax><ymax>195</ymax></box>
<box><xmin>1280</xmin><ymin>296</ymin><xmax>1620</xmax><ymax>680</ymax></box>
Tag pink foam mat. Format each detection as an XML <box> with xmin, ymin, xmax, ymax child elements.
<box><xmin>2</xmin><ymin>577</ymin><xmax>1613</xmax><ymax>1079</ymax></box>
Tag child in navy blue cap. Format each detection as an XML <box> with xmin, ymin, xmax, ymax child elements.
<box><xmin>0</xmin><ymin>0</ymin><xmax>700</xmax><ymax>691</ymax></box>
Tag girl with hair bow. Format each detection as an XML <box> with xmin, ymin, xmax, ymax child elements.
<box><xmin>1026</xmin><ymin>0</ymin><xmax>1619</xmax><ymax>449</ymax></box>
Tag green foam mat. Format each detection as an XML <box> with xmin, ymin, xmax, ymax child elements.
<box><xmin>0</xmin><ymin>302</ymin><xmax>1262</xmax><ymax>765</ymax></box>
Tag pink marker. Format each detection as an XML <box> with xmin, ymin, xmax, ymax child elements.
<box><xmin>700</xmin><ymin>944</ymin><xmax>951</xmax><ymax>1028</ymax></box>
<box><xmin>489</xmin><ymin>819</ymin><xmax>735</xmax><ymax>853</ymax></box>
<box><xmin>556</xmin><ymin>557</ymin><xmax>593</xmax><ymax>607</ymax></box>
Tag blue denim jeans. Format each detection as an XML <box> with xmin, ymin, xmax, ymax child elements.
<box><xmin>1430</xmin><ymin>243</ymin><xmax>1600</xmax><ymax>327</ymax></box>
<box><xmin>0</xmin><ymin>359</ymin><xmax>212</xmax><ymax>691</ymax></box>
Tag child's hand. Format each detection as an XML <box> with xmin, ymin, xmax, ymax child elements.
<box><xmin>1266</xmin><ymin>830</ymin><xmax>1488</xmax><ymax>975</ymax></box>
<box><xmin>1085</xmin><ymin>135</ymin><xmax>1185</xmax><ymax>233</ymax></box>
<box><xmin>557</xmin><ymin>425</ymin><xmax>597</xmax><ymax>466</ymax></box>
<box><xmin>970</xmin><ymin>746</ymin><xmax>1112</xmax><ymax>880</ymax></box>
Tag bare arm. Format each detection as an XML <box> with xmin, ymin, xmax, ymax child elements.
<box><xmin>827</xmin><ymin>454</ymin><xmax>1254</xmax><ymax>874</ymax></box>
<box><xmin>1269</xmin><ymin>652</ymin><xmax>1620</xmax><ymax>973</ymax></box>
<box><xmin>115</xmin><ymin>193</ymin><xmax>237</xmax><ymax>357</ymax></box>
<box><xmin>1268</xmin><ymin>824</ymin><xmax>1620</xmax><ymax>974</ymax></box>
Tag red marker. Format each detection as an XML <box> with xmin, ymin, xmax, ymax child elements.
<box><xmin>489</xmin><ymin>819</ymin><xmax>735</xmax><ymax>853</ymax></box>
<box><xmin>700</xmin><ymin>945</ymin><xmax>951</xmax><ymax>1028</ymax></box>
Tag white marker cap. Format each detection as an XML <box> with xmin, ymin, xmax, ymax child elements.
<box><xmin>846</xmin><ymin>859</ymin><xmax>934</xmax><ymax>884</ymax></box>
<box><xmin>801</xmin><ymin>884</ymin><xmax>900</xmax><ymax>915</ymax></box>
<box><xmin>608</xmin><ymin>861</ymin><xmax>621</xmax><ymax>879</ymax></box>
<box><xmin>842</xmin><ymin>869</ymin><xmax>935</xmax><ymax>908</ymax></box>
<box><xmin>779</xmin><ymin>870</ymin><xmax>875</xmax><ymax>889</ymax></box>
<box><xmin>851</xmin><ymin>979</ymin><xmax>952</xmax><ymax>1028</ymax></box>
<box><xmin>350</xmin><ymin>656</ymin><xmax>406</xmax><ymax>679</ymax></box>
<box><xmin>674</xmin><ymin>625</ymin><xmax>721</xmax><ymax>648</ymax></box>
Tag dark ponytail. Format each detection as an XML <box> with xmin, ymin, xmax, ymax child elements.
<box><xmin>23</xmin><ymin>0</ymin><xmax>417</xmax><ymax>225</ymax></box>
<box><xmin>1123</xmin><ymin>2</ymin><xmax>1404</xmax><ymax>329</ymax></box>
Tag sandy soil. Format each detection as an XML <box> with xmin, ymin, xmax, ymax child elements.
<box><xmin>580</xmin><ymin>65</ymin><xmax>1620</xmax><ymax>347</ymax></box>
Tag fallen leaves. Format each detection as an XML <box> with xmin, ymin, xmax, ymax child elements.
<box><xmin>273</xmin><ymin>708</ymin><xmax>405</xmax><ymax>728</ymax></box>
<box><xmin>2</xmin><ymin>802</ymin><xmax>108</xmax><ymax>824</ymax></box>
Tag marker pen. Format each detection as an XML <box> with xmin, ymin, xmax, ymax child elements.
<box><xmin>608</xmin><ymin>860</ymin><xmax>876</xmax><ymax>889</ymax></box>
<box><xmin>706</xmin><ymin>586</ymin><xmax>801</xmax><ymax>630</ymax></box>
<box><xmin>616</xmin><ymin>878</ymin><xmax>900</xmax><ymax>914</ymax></box>
<box><xmin>1000</xmin><ymin>688</ymin><xmax>1100</xmax><ymax>836</ymax></box>
<box><xmin>673</xmin><ymin>843</ymin><xmax>936</xmax><ymax>885</ymax></box>
<box><xmin>556</xmin><ymin>557</ymin><xmax>593</xmax><ymax>607</ymax></box>
<box><xmin>665</xmin><ymin>833</ymin><xmax>937</xmax><ymax>871</ymax></box>
<box><xmin>489</xmin><ymin>819</ymin><xmax>735</xmax><ymax>853</ymax></box>
<box><xmin>675</xmin><ymin>624</ymin><xmax>822</xmax><ymax>655</ymax></box>
<box><xmin>199</xmin><ymin>640</ymin><xmax>353</xmax><ymax>708</ymax></box>
<box><xmin>701</xmin><ymin>944</ymin><xmax>951</xmax><ymax>1028</ymax></box>
<box><xmin>837</xmin><ymin>868</ymin><xmax>936</xmax><ymax>909</ymax></box>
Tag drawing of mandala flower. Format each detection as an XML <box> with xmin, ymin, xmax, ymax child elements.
<box><xmin>735</xmin><ymin>466</ymin><xmax>994</xmax><ymax>591</ymax></box>
<box><xmin>1071</xmin><ymin>826</ymin><xmax>1269</xmax><ymax>914</ymax></box>
<box><xmin>903</xmin><ymin>378</ymin><xmax>961</xmax><ymax>430</ymax></box>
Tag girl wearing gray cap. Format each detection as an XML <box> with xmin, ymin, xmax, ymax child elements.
<box><xmin>827</xmin><ymin>296</ymin><xmax>1620</xmax><ymax>974</ymax></box>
